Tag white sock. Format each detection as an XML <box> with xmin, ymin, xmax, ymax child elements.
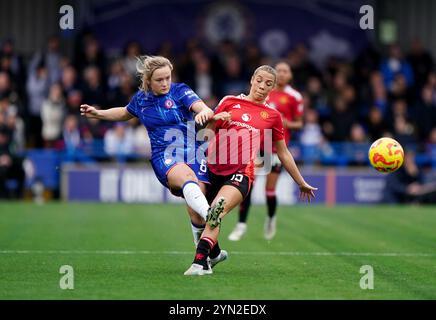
<box><xmin>191</xmin><ymin>222</ymin><xmax>205</xmax><ymax>246</ymax></box>
<box><xmin>182</xmin><ymin>181</ymin><xmax>209</xmax><ymax>220</ymax></box>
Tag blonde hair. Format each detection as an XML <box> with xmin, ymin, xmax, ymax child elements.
<box><xmin>136</xmin><ymin>55</ymin><xmax>173</xmax><ymax>92</ymax></box>
<box><xmin>253</xmin><ymin>65</ymin><xmax>277</xmax><ymax>85</ymax></box>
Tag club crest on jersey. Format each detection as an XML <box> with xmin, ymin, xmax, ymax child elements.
<box><xmin>164</xmin><ymin>99</ymin><xmax>174</xmax><ymax>109</ymax></box>
<box><xmin>260</xmin><ymin>111</ymin><xmax>269</xmax><ymax>120</ymax></box>
<box><xmin>241</xmin><ymin>113</ymin><xmax>251</xmax><ymax>122</ymax></box>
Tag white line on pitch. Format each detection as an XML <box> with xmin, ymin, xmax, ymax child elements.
<box><xmin>0</xmin><ymin>250</ymin><xmax>436</xmax><ymax>257</ymax></box>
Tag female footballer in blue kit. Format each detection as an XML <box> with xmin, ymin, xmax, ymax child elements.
<box><xmin>80</xmin><ymin>56</ymin><xmax>227</xmax><ymax>267</ymax></box>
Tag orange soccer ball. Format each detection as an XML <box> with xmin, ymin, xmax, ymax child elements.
<box><xmin>368</xmin><ymin>137</ymin><xmax>404</xmax><ymax>173</ymax></box>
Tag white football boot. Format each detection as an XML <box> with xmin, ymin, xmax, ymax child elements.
<box><xmin>264</xmin><ymin>216</ymin><xmax>277</xmax><ymax>240</ymax></box>
<box><xmin>228</xmin><ymin>223</ymin><xmax>247</xmax><ymax>241</ymax></box>
<box><xmin>209</xmin><ymin>250</ymin><xmax>228</xmax><ymax>268</ymax></box>
<box><xmin>183</xmin><ymin>262</ymin><xmax>213</xmax><ymax>276</ymax></box>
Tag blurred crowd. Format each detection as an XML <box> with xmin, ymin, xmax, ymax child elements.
<box><xmin>1</xmin><ymin>31</ymin><xmax>436</xmax><ymax>198</ymax></box>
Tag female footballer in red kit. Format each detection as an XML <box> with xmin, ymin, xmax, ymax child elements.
<box><xmin>184</xmin><ymin>65</ymin><xmax>317</xmax><ymax>275</ymax></box>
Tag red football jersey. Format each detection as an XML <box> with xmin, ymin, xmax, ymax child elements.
<box><xmin>266</xmin><ymin>85</ymin><xmax>304</xmax><ymax>147</ymax></box>
<box><xmin>207</xmin><ymin>94</ymin><xmax>285</xmax><ymax>180</ymax></box>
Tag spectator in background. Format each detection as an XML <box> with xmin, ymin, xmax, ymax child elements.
<box><xmin>323</xmin><ymin>96</ymin><xmax>356</xmax><ymax>141</ymax></box>
<box><xmin>104</xmin><ymin>122</ymin><xmax>134</xmax><ymax>159</ymax></box>
<box><xmin>349</xmin><ymin>123</ymin><xmax>368</xmax><ymax>143</ymax></box>
<box><xmin>370</xmin><ymin>71</ymin><xmax>388</xmax><ymax>115</ymax></box>
<box><xmin>131</xmin><ymin>119</ymin><xmax>151</xmax><ymax>158</ymax></box>
<box><xmin>62</xmin><ymin>114</ymin><xmax>95</xmax><ymax>163</ymax></box>
<box><xmin>107</xmin><ymin>59</ymin><xmax>124</xmax><ymax>92</ymax></box>
<box><xmin>383</xmin><ymin>151</ymin><xmax>436</xmax><ymax>204</ymax></box>
<box><xmin>221</xmin><ymin>54</ymin><xmax>248</xmax><ymax>95</ymax></box>
<box><xmin>0</xmin><ymin>39</ymin><xmax>25</xmax><ymax>89</ymax></box>
<box><xmin>107</xmin><ymin>61</ymin><xmax>135</xmax><ymax>106</ymax></box>
<box><xmin>61</xmin><ymin>65</ymin><xmax>80</xmax><ymax>96</ymax></box>
<box><xmin>387</xmin><ymin>99</ymin><xmax>410</xmax><ymax>127</ymax></box>
<box><xmin>380</xmin><ymin>43</ymin><xmax>414</xmax><ymax>93</ymax></box>
<box><xmin>82</xmin><ymin>66</ymin><xmax>106</xmax><ymax>107</ymax></box>
<box><xmin>0</xmin><ymin>96</ymin><xmax>25</xmax><ymax>154</ymax></box>
<box><xmin>305</xmin><ymin>76</ymin><xmax>328</xmax><ymax>116</ymax></box>
<box><xmin>413</xmin><ymin>85</ymin><xmax>436</xmax><ymax>142</ymax></box>
<box><xmin>63</xmin><ymin>115</ymin><xmax>81</xmax><ymax>152</ymax></box>
<box><xmin>388</xmin><ymin>74</ymin><xmax>413</xmax><ymax>104</ymax></box>
<box><xmin>287</xmin><ymin>43</ymin><xmax>320</xmax><ymax>90</ymax></box>
<box><xmin>353</xmin><ymin>44</ymin><xmax>381</xmax><ymax>106</ymax></box>
<box><xmin>29</xmin><ymin>36</ymin><xmax>63</xmax><ymax>86</ymax></box>
<box><xmin>75</xmin><ymin>35</ymin><xmax>107</xmax><ymax>76</ymax></box>
<box><xmin>366</xmin><ymin>106</ymin><xmax>389</xmax><ymax>141</ymax></box>
<box><xmin>348</xmin><ymin>123</ymin><xmax>369</xmax><ymax>165</ymax></box>
<box><xmin>123</xmin><ymin>41</ymin><xmax>142</xmax><ymax>79</ymax></box>
<box><xmin>26</xmin><ymin>60</ymin><xmax>49</xmax><ymax>148</ymax></box>
<box><xmin>0</xmin><ymin>125</ymin><xmax>25</xmax><ymax>199</ymax></box>
<box><xmin>66</xmin><ymin>89</ymin><xmax>83</xmax><ymax>115</ymax></box>
<box><xmin>393</xmin><ymin>115</ymin><xmax>417</xmax><ymax>150</ymax></box>
<box><xmin>81</xmin><ymin>117</ymin><xmax>107</xmax><ymax>143</ymax></box>
<box><xmin>210</xmin><ymin>39</ymin><xmax>239</xmax><ymax>94</ymax></box>
<box><xmin>407</xmin><ymin>38</ymin><xmax>434</xmax><ymax>93</ymax></box>
<box><xmin>193</xmin><ymin>55</ymin><xmax>215</xmax><ymax>100</ymax></box>
<box><xmin>326</xmin><ymin>70</ymin><xmax>348</xmax><ymax>106</ymax></box>
<box><xmin>243</xmin><ymin>43</ymin><xmax>263</xmax><ymax>74</ymax></box>
<box><xmin>300</xmin><ymin>108</ymin><xmax>325</xmax><ymax>164</ymax></box>
<box><xmin>0</xmin><ymin>71</ymin><xmax>22</xmax><ymax>115</ymax></box>
<box><xmin>41</xmin><ymin>83</ymin><xmax>65</xmax><ymax>148</ymax></box>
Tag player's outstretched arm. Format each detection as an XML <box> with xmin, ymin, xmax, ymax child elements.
<box><xmin>80</xmin><ymin>104</ymin><xmax>134</xmax><ymax>122</ymax></box>
<box><xmin>275</xmin><ymin>139</ymin><xmax>317</xmax><ymax>202</ymax></box>
<box><xmin>205</xmin><ymin>111</ymin><xmax>232</xmax><ymax>131</ymax></box>
<box><xmin>191</xmin><ymin>101</ymin><xmax>214</xmax><ymax>126</ymax></box>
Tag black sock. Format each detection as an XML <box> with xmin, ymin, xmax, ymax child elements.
<box><xmin>239</xmin><ymin>188</ymin><xmax>252</xmax><ymax>223</ymax></box>
<box><xmin>209</xmin><ymin>241</ymin><xmax>221</xmax><ymax>259</ymax></box>
<box><xmin>193</xmin><ymin>237</ymin><xmax>214</xmax><ymax>269</ymax></box>
<box><xmin>266</xmin><ymin>194</ymin><xmax>277</xmax><ymax>218</ymax></box>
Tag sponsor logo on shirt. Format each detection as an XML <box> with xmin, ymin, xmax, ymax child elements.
<box><xmin>241</xmin><ymin>113</ymin><xmax>251</xmax><ymax>122</ymax></box>
<box><xmin>228</xmin><ymin>121</ymin><xmax>259</xmax><ymax>132</ymax></box>
<box><xmin>232</xmin><ymin>104</ymin><xmax>241</xmax><ymax>109</ymax></box>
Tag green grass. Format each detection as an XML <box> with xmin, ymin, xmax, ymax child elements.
<box><xmin>0</xmin><ymin>202</ymin><xmax>436</xmax><ymax>299</ymax></box>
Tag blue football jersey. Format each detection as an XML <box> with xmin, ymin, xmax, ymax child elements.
<box><xmin>126</xmin><ymin>83</ymin><xmax>201</xmax><ymax>160</ymax></box>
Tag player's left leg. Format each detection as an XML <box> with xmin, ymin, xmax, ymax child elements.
<box><xmin>167</xmin><ymin>163</ymin><xmax>211</xmax><ymax>222</ymax></box>
<box><xmin>186</xmin><ymin>182</ymin><xmax>227</xmax><ymax>269</ymax></box>
<box><xmin>264</xmin><ymin>170</ymin><xmax>280</xmax><ymax>240</ymax></box>
<box><xmin>184</xmin><ymin>184</ymin><xmax>246</xmax><ymax>276</ymax></box>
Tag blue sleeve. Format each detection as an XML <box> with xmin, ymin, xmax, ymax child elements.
<box><xmin>175</xmin><ymin>83</ymin><xmax>201</xmax><ymax>111</ymax></box>
<box><xmin>126</xmin><ymin>93</ymin><xmax>139</xmax><ymax>117</ymax></box>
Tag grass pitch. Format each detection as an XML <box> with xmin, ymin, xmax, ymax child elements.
<box><xmin>0</xmin><ymin>202</ymin><xmax>435</xmax><ymax>299</ymax></box>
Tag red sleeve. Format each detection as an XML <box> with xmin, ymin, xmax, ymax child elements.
<box><xmin>272</xmin><ymin>113</ymin><xmax>285</xmax><ymax>142</ymax></box>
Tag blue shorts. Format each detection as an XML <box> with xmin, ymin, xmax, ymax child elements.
<box><xmin>150</xmin><ymin>148</ymin><xmax>209</xmax><ymax>197</ymax></box>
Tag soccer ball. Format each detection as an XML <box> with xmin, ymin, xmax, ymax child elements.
<box><xmin>368</xmin><ymin>137</ymin><xmax>404</xmax><ymax>173</ymax></box>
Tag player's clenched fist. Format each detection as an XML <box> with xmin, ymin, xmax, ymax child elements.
<box><xmin>195</xmin><ymin>108</ymin><xmax>214</xmax><ymax>126</ymax></box>
<box><xmin>213</xmin><ymin>112</ymin><xmax>232</xmax><ymax>122</ymax></box>
<box><xmin>80</xmin><ymin>104</ymin><xmax>100</xmax><ymax>118</ymax></box>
